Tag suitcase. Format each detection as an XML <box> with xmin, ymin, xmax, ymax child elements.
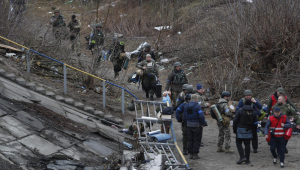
<box><xmin>155</xmin><ymin>81</ymin><xmax>162</xmax><ymax>98</ymax></box>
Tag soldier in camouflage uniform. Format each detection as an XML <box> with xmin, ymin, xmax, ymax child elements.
<box><xmin>216</xmin><ymin>91</ymin><xmax>234</xmax><ymax>153</ymax></box>
<box><xmin>50</xmin><ymin>10</ymin><xmax>67</xmax><ymax>41</ymax></box>
<box><xmin>165</xmin><ymin>62</ymin><xmax>188</xmax><ymax>108</ymax></box>
<box><xmin>272</xmin><ymin>95</ymin><xmax>300</xmax><ymax>154</ymax></box>
<box><xmin>109</xmin><ymin>37</ymin><xmax>125</xmax><ymax>80</ymax></box>
<box><xmin>67</xmin><ymin>15</ymin><xmax>81</xmax><ymax>56</ymax></box>
<box><xmin>89</xmin><ymin>23</ymin><xmax>105</xmax><ymax>63</ymax></box>
<box><xmin>136</xmin><ymin>54</ymin><xmax>159</xmax><ymax>100</ymax></box>
<box><xmin>137</xmin><ymin>43</ymin><xmax>156</xmax><ymax>62</ymax></box>
<box><xmin>195</xmin><ymin>83</ymin><xmax>210</xmax><ymax>147</ymax></box>
<box><xmin>174</xmin><ymin>84</ymin><xmax>189</xmax><ymax>110</ymax></box>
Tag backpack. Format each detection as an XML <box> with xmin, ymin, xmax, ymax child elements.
<box><xmin>210</xmin><ymin>102</ymin><xmax>227</xmax><ymax>120</ymax></box>
<box><xmin>162</xmin><ymin>107</ymin><xmax>174</xmax><ymax>115</ymax></box>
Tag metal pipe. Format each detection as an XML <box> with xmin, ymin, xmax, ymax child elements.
<box><xmin>27</xmin><ymin>49</ymin><xmax>30</xmax><ymax>74</ymax></box>
<box><xmin>103</xmin><ymin>81</ymin><xmax>106</xmax><ymax>108</ymax></box>
<box><xmin>63</xmin><ymin>64</ymin><xmax>67</xmax><ymax>95</ymax></box>
<box><xmin>122</xmin><ymin>88</ymin><xmax>124</xmax><ymax>114</ymax></box>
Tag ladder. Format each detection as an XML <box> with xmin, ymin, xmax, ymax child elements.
<box><xmin>133</xmin><ymin>100</ymin><xmax>190</xmax><ymax>169</ymax></box>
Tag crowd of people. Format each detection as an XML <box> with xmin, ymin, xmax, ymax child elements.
<box><xmin>173</xmin><ymin>82</ymin><xmax>300</xmax><ymax>168</ymax></box>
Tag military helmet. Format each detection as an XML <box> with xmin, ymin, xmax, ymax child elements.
<box><xmin>244</xmin><ymin>90</ymin><xmax>252</xmax><ymax>96</ymax></box>
<box><xmin>174</xmin><ymin>62</ymin><xmax>181</xmax><ymax>67</ymax></box>
<box><xmin>221</xmin><ymin>91</ymin><xmax>231</xmax><ymax>98</ymax></box>
<box><xmin>136</xmin><ymin>69</ymin><xmax>143</xmax><ymax>76</ymax></box>
<box><xmin>128</xmin><ymin>103</ymin><xmax>135</xmax><ymax>111</ymax></box>
<box><xmin>182</xmin><ymin>84</ymin><xmax>189</xmax><ymax>90</ymax></box>
<box><xmin>144</xmin><ymin>43</ymin><xmax>151</xmax><ymax>51</ymax></box>
<box><xmin>185</xmin><ymin>93</ymin><xmax>191</xmax><ymax>102</ymax></box>
<box><xmin>146</xmin><ymin>54</ymin><xmax>151</xmax><ymax>58</ymax></box>
<box><xmin>186</xmin><ymin>85</ymin><xmax>194</xmax><ymax>93</ymax></box>
<box><xmin>54</xmin><ymin>10</ymin><xmax>60</xmax><ymax>14</ymax></box>
<box><xmin>95</xmin><ymin>23</ymin><xmax>102</xmax><ymax>28</ymax></box>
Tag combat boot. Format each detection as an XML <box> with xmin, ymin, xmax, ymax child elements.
<box><xmin>189</xmin><ymin>153</ymin><xmax>193</xmax><ymax>159</ymax></box>
<box><xmin>193</xmin><ymin>153</ymin><xmax>200</xmax><ymax>160</ymax></box>
<box><xmin>225</xmin><ymin>148</ymin><xmax>235</xmax><ymax>153</ymax></box>
<box><xmin>217</xmin><ymin>147</ymin><xmax>224</xmax><ymax>152</ymax></box>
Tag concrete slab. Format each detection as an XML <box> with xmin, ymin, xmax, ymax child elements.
<box><xmin>114</xmin><ymin>118</ymin><xmax>124</xmax><ymax>124</ymax></box>
<box><xmin>47</xmin><ymin>164</ymin><xmax>77</xmax><ymax>170</ymax></box>
<box><xmin>55</xmin><ymin>128</ymin><xmax>86</xmax><ymax>141</ymax></box>
<box><xmin>0</xmin><ymin>77</ymin><xmax>33</xmax><ymax>101</ymax></box>
<box><xmin>1</xmin><ymin>88</ymin><xmax>33</xmax><ymax>103</ymax></box>
<box><xmin>0</xmin><ymin>115</ymin><xmax>33</xmax><ymax>138</ymax></box>
<box><xmin>0</xmin><ymin>69</ymin><xmax>5</xmax><ymax>76</ymax></box>
<box><xmin>4</xmin><ymin>73</ymin><xmax>16</xmax><ymax>81</ymax></box>
<box><xmin>0</xmin><ymin>108</ymin><xmax>7</xmax><ymax>117</ymax></box>
<box><xmin>60</xmin><ymin>146</ymin><xmax>89</xmax><ymax>160</ymax></box>
<box><xmin>65</xmin><ymin>112</ymin><xmax>97</xmax><ymax>129</ymax></box>
<box><xmin>25</xmin><ymin>82</ymin><xmax>36</xmax><ymax>91</ymax></box>
<box><xmin>18</xmin><ymin>134</ymin><xmax>62</xmax><ymax>156</ymax></box>
<box><xmin>0</xmin><ymin>127</ymin><xmax>16</xmax><ymax>144</ymax></box>
<box><xmin>0</xmin><ymin>152</ymin><xmax>14</xmax><ymax>165</ymax></box>
<box><xmin>104</xmin><ymin>115</ymin><xmax>113</xmax><ymax>119</ymax></box>
<box><xmin>62</xmin><ymin>106</ymin><xmax>90</xmax><ymax>119</ymax></box>
<box><xmin>94</xmin><ymin>111</ymin><xmax>104</xmax><ymax>118</ymax></box>
<box><xmin>74</xmin><ymin>102</ymin><xmax>84</xmax><ymax>109</ymax></box>
<box><xmin>35</xmin><ymin>86</ymin><xmax>46</xmax><ymax>95</ymax></box>
<box><xmin>0</xmin><ymin>98</ymin><xmax>20</xmax><ymax>112</ymax></box>
<box><xmin>0</xmin><ymin>141</ymin><xmax>35</xmax><ymax>165</ymax></box>
<box><xmin>16</xmin><ymin>77</ymin><xmax>26</xmax><ymax>86</ymax></box>
<box><xmin>29</xmin><ymin>91</ymin><xmax>66</xmax><ymax>116</ymax></box>
<box><xmin>42</xmin><ymin>129</ymin><xmax>79</xmax><ymax>148</ymax></box>
<box><xmin>84</xmin><ymin>106</ymin><xmax>94</xmax><ymax>114</ymax></box>
<box><xmin>65</xmin><ymin>98</ymin><xmax>74</xmax><ymax>105</ymax></box>
<box><xmin>80</xmin><ymin>140</ymin><xmax>114</xmax><ymax>157</ymax></box>
<box><xmin>45</xmin><ymin>91</ymin><xmax>55</xmax><ymax>98</ymax></box>
<box><xmin>14</xmin><ymin>111</ymin><xmax>45</xmax><ymax>131</ymax></box>
<box><xmin>55</xmin><ymin>95</ymin><xmax>64</xmax><ymax>101</ymax></box>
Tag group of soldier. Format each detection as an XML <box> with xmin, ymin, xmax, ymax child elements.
<box><xmin>170</xmin><ymin>71</ymin><xmax>300</xmax><ymax>168</ymax></box>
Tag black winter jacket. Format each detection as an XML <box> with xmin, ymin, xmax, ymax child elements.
<box><xmin>233</xmin><ymin>105</ymin><xmax>257</xmax><ymax>132</ymax></box>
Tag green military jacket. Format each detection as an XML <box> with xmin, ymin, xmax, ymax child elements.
<box><xmin>136</xmin><ymin>59</ymin><xmax>158</xmax><ymax>86</ymax></box>
<box><xmin>195</xmin><ymin>92</ymin><xmax>208</xmax><ymax>111</ymax></box>
<box><xmin>272</xmin><ymin>103</ymin><xmax>300</xmax><ymax>125</ymax></box>
<box><xmin>67</xmin><ymin>19</ymin><xmax>81</xmax><ymax>34</ymax></box>
<box><xmin>90</xmin><ymin>29</ymin><xmax>104</xmax><ymax>45</ymax></box>
<box><xmin>109</xmin><ymin>42</ymin><xmax>125</xmax><ymax>65</ymax></box>
<box><xmin>50</xmin><ymin>15</ymin><xmax>66</xmax><ymax>27</ymax></box>
<box><xmin>218</xmin><ymin>98</ymin><xmax>233</xmax><ymax>117</ymax></box>
<box><xmin>165</xmin><ymin>69</ymin><xmax>188</xmax><ymax>92</ymax></box>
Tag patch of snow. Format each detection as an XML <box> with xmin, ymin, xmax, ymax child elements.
<box><xmin>178</xmin><ymin>31</ymin><xmax>181</xmax><ymax>34</ymax></box>
<box><xmin>49</xmin><ymin>12</ymin><xmax>52</xmax><ymax>14</ymax></box>
<box><xmin>246</xmin><ymin>0</ymin><xmax>253</xmax><ymax>2</ymax></box>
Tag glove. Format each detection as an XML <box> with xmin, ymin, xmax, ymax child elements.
<box><xmin>88</xmin><ymin>45</ymin><xmax>93</xmax><ymax>50</ymax></box>
<box><xmin>177</xmin><ymin>119</ymin><xmax>182</xmax><ymax>122</ymax></box>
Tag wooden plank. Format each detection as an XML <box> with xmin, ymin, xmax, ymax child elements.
<box><xmin>0</xmin><ymin>44</ymin><xmax>22</xmax><ymax>52</ymax></box>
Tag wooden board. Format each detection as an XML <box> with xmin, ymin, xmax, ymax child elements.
<box><xmin>0</xmin><ymin>44</ymin><xmax>22</xmax><ymax>52</ymax></box>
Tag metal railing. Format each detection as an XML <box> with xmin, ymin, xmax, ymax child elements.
<box><xmin>0</xmin><ymin>35</ymin><xmax>138</xmax><ymax>114</ymax></box>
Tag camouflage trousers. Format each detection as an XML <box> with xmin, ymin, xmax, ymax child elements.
<box><xmin>171</xmin><ymin>91</ymin><xmax>180</xmax><ymax>108</ymax></box>
<box><xmin>70</xmin><ymin>34</ymin><xmax>81</xmax><ymax>54</ymax></box>
<box><xmin>217</xmin><ymin>121</ymin><xmax>231</xmax><ymax>149</ymax></box>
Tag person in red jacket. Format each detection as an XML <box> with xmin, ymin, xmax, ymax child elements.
<box><xmin>266</xmin><ymin>87</ymin><xmax>299</xmax><ymax>116</ymax></box>
<box><xmin>264</xmin><ymin>107</ymin><xmax>291</xmax><ymax>168</ymax></box>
